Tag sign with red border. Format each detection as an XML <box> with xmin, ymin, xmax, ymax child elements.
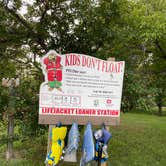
<box><xmin>39</xmin><ymin>50</ymin><xmax>125</xmax><ymax>125</ymax></box>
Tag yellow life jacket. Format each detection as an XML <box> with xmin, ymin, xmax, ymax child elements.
<box><xmin>46</xmin><ymin>126</ymin><xmax>67</xmax><ymax>165</ymax></box>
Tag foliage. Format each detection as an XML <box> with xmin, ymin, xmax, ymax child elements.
<box><xmin>0</xmin><ymin>0</ymin><xmax>165</xmax><ymax>145</ymax></box>
<box><xmin>111</xmin><ymin>0</ymin><xmax>166</xmax><ymax>113</ymax></box>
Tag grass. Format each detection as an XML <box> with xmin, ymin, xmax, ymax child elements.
<box><xmin>109</xmin><ymin>113</ymin><xmax>166</xmax><ymax>166</ymax></box>
<box><xmin>0</xmin><ymin>112</ymin><xmax>166</xmax><ymax>166</ymax></box>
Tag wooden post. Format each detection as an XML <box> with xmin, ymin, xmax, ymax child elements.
<box><xmin>101</xmin><ymin>162</ymin><xmax>107</xmax><ymax>166</ymax></box>
<box><xmin>2</xmin><ymin>78</ymin><xmax>19</xmax><ymax>160</ymax></box>
<box><xmin>6</xmin><ymin>114</ymin><xmax>14</xmax><ymax>160</ymax></box>
<box><xmin>100</xmin><ymin>57</ymin><xmax>115</xmax><ymax>166</ymax></box>
<box><xmin>46</xmin><ymin>125</ymin><xmax>52</xmax><ymax>154</ymax></box>
<box><xmin>46</xmin><ymin>125</ymin><xmax>55</xmax><ymax>166</ymax></box>
<box><xmin>107</xmin><ymin>57</ymin><xmax>115</xmax><ymax>62</ymax></box>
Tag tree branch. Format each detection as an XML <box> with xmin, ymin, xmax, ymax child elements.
<box><xmin>40</xmin><ymin>0</ymin><xmax>49</xmax><ymax>23</ymax></box>
<box><xmin>4</xmin><ymin>5</ymin><xmax>48</xmax><ymax>52</ymax></box>
<box><xmin>155</xmin><ymin>39</ymin><xmax>166</xmax><ymax>59</ymax></box>
<box><xmin>4</xmin><ymin>6</ymin><xmax>33</xmax><ymax>32</ymax></box>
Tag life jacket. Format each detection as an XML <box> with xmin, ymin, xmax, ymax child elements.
<box><xmin>46</xmin><ymin>126</ymin><xmax>67</xmax><ymax>165</ymax></box>
<box><xmin>80</xmin><ymin>122</ymin><xmax>94</xmax><ymax>166</ymax></box>
<box><xmin>94</xmin><ymin>129</ymin><xmax>112</xmax><ymax>163</ymax></box>
<box><xmin>47</xmin><ymin>70</ymin><xmax>62</xmax><ymax>82</ymax></box>
<box><xmin>64</xmin><ymin>122</ymin><xmax>79</xmax><ymax>162</ymax></box>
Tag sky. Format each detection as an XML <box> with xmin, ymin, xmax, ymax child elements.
<box><xmin>18</xmin><ymin>0</ymin><xmax>34</xmax><ymax>15</ymax></box>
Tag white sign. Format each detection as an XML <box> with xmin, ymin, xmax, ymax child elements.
<box><xmin>39</xmin><ymin>50</ymin><xmax>125</xmax><ymax>118</ymax></box>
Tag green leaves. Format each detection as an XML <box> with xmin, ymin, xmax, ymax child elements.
<box><xmin>0</xmin><ymin>0</ymin><xmax>165</xmax><ymax>123</ymax></box>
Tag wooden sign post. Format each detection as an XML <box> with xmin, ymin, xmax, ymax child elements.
<box><xmin>38</xmin><ymin>51</ymin><xmax>125</xmax><ymax>165</ymax></box>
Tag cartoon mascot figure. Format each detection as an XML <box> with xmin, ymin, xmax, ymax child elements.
<box><xmin>43</xmin><ymin>51</ymin><xmax>62</xmax><ymax>91</ymax></box>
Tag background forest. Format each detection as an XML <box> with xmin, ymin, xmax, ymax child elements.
<box><xmin>0</xmin><ymin>0</ymin><xmax>166</xmax><ymax>166</ymax></box>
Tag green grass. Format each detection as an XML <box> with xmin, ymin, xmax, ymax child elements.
<box><xmin>109</xmin><ymin>113</ymin><xmax>166</xmax><ymax>166</ymax></box>
<box><xmin>0</xmin><ymin>112</ymin><xmax>166</xmax><ymax>166</ymax></box>
<box><xmin>0</xmin><ymin>159</ymin><xmax>43</xmax><ymax>166</ymax></box>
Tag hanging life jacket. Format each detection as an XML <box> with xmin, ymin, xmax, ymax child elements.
<box><xmin>45</xmin><ymin>126</ymin><xmax>67</xmax><ymax>166</ymax></box>
<box><xmin>94</xmin><ymin>129</ymin><xmax>112</xmax><ymax>163</ymax></box>
<box><xmin>64</xmin><ymin>122</ymin><xmax>80</xmax><ymax>162</ymax></box>
<box><xmin>80</xmin><ymin>122</ymin><xmax>95</xmax><ymax>166</ymax></box>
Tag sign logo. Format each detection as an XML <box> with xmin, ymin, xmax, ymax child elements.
<box><xmin>106</xmin><ymin>99</ymin><xmax>114</xmax><ymax>107</ymax></box>
<box><xmin>106</xmin><ymin>99</ymin><xmax>112</xmax><ymax>104</ymax></box>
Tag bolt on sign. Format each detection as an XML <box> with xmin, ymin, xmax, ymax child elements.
<box><xmin>39</xmin><ymin>50</ymin><xmax>125</xmax><ymax>125</ymax></box>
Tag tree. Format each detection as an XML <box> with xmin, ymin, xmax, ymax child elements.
<box><xmin>102</xmin><ymin>0</ymin><xmax>166</xmax><ymax>112</ymax></box>
<box><xmin>0</xmin><ymin>1</ymin><xmax>120</xmax><ymax>156</ymax></box>
<box><xmin>0</xmin><ymin>2</ymin><xmax>166</xmax><ymax>158</ymax></box>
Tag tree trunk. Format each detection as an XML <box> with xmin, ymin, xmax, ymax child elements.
<box><xmin>6</xmin><ymin>114</ymin><xmax>14</xmax><ymax>160</ymax></box>
<box><xmin>158</xmin><ymin>103</ymin><xmax>162</xmax><ymax>116</ymax></box>
<box><xmin>157</xmin><ymin>94</ymin><xmax>163</xmax><ymax>116</ymax></box>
